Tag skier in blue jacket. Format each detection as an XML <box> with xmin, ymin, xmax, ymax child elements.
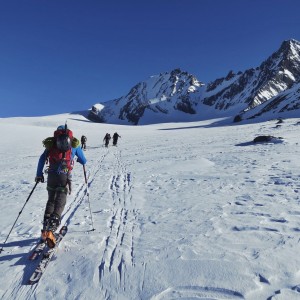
<box><xmin>35</xmin><ymin>125</ymin><xmax>87</xmax><ymax>246</ymax></box>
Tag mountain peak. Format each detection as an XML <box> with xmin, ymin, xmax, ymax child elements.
<box><xmin>282</xmin><ymin>38</ymin><xmax>300</xmax><ymax>47</ymax></box>
<box><xmin>277</xmin><ymin>39</ymin><xmax>300</xmax><ymax>58</ymax></box>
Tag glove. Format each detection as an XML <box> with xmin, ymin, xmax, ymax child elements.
<box><xmin>67</xmin><ymin>179</ymin><xmax>72</xmax><ymax>195</ymax></box>
<box><xmin>35</xmin><ymin>175</ymin><xmax>44</xmax><ymax>183</ymax></box>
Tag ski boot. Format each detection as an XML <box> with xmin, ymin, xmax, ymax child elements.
<box><xmin>42</xmin><ymin>214</ymin><xmax>61</xmax><ymax>248</ymax></box>
<box><xmin>41</xmin><ymin>214</ymin><xmax>51</xmax><ymax>242</ymax></box>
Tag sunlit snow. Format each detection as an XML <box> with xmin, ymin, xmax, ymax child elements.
<box><xmin>1</xmin><ymin>113</ymin><xmax>300</xmax><ymax>299</ymax></box>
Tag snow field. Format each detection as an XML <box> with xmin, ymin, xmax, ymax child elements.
<box><xmin>1</xmin><ymin>114</ymin><xmax>300</xmax><ymax>299</ymax></box>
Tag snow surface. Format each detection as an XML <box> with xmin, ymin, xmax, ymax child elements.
<box><xmin>1</xmin><ymin>114</ymin><xmax>300</xmax><ymax>300</ymax></box>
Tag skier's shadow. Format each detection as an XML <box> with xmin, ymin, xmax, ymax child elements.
<box><xmin>1</xmin><ymin>238</ymin><xmax>41</xmax><ymax>285</ymax></box>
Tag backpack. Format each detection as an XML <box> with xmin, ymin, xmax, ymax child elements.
<box><xmin>42</xmin><ymin>128</ymin><xmax>80</xmax><ymax>174</ymax></box>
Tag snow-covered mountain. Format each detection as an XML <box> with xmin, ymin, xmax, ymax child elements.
<box><xmin>205</xmin><ymin>39</ymin><xmax>300</xmax><ymax>121</ymax></box>
<box><xmin>89</xmin><ymin>69</ymin><xmax>205</xmax><ymax>125</ymax></box>
<box><xmin>89</xmin><ymin>39</ymin><xmax>300</xmax><ymax>125</ymax></box>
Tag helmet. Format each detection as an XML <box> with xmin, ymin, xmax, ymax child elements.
<box><xmin>57</xmin><ymin>125</ymin><xmax>66</xmax><ymax>130</ymax></box>
<box><xmin>56</xmin><ymin>134</ymin><xmax>71</xmax><ymax>152</ymax></box>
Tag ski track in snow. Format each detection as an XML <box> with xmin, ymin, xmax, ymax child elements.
<box><xmin>1</xmin><ymin>116</ymin><xmax>300</xmax><ymax>299</ymax></box>
<box><xmin>97</xmin><ymin>148</ymin><xmax>139</xmax><ymax>296</ymax></box>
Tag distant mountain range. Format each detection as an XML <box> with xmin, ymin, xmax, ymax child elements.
<box><xmin>88</xmin><ymin>39</ymin><xmax>300</xmax><ymax>125</ymax></box>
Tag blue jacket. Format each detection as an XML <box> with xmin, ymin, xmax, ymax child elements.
<box><xmin>36</xmin><ymin>147</ymin><xmax>87</xmax><ymax>177</ymax></box>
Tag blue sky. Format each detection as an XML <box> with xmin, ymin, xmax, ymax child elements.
<box><xmin>1</xmin><ymin>0</ymin><xmax>300</xmax><ymax>117</ymax></box>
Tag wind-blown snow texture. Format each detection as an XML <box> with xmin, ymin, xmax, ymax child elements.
<box><xmin>1</xmin><ymin>114</ymin><xmax>300</xmax><ymax>300</ymax></box>
<box><xmin>90</xmin><ymin>39</ymin><xmax>300</xmax><ymax>125</ymax></box>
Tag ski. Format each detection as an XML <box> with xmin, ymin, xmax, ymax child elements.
<box><xmin>28</xmin><ymin>240</ymin><xmax>47</xmax><ymax>260</ymax></box>
<box><xmin>28</xmin><ymin>226</ymin><xmax>68</xmax><ymax>285</ymax></box>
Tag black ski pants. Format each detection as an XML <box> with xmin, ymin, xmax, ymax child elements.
<box><xmin>44</xmin><ymin>172</ymin><xmax>68</xmax><ymax>219</ymax></box>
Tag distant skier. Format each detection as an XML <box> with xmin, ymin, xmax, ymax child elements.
<box><xmin>112</xmin><ymin>132</ymin><xmax>121</xmax><ymax>146</ymax></box>
<box><xmin>103</xmin><ymin>133</ymin><xmax>111</xmax><ymax>147</ymax></box>
<box><xmin>35</xmin><ymin>125</ymin><xmax>87</xmax><ymax>248</ymax></box>
<box><xmin>81</xmin><ymin>135</ymin><xmax>87</xmax><ymax>150</ymax></box>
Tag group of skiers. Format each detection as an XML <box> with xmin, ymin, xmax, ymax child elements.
<box><xmin>103</xmin><ymin>132</ymin><xmax>121</xmax><ymax>147</ymax></box>
<box><xmin>81</xmin><ymin>131</ymin><xmax>121</xmax><ymax>149</ymax></box>
<box><xmin>34</xmin><ymin>125</ymin><xmax>121</xmax><ymax>248</ymax></box>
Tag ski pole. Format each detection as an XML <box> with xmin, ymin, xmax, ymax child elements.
<box><xmin>83</xmin><ymin>165</ymin><xmax>95</xmax><ymax>231</ymax></box>
<box><xmin>0</xmin><ymin>181</ymin><xmax>39</xmax><ymax>254</ymax></box>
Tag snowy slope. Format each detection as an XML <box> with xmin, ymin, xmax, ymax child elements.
<box><xmin>1</xmin><ymin>114</ymin><xmax>300</xmax><ymax>299</ymax></box>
